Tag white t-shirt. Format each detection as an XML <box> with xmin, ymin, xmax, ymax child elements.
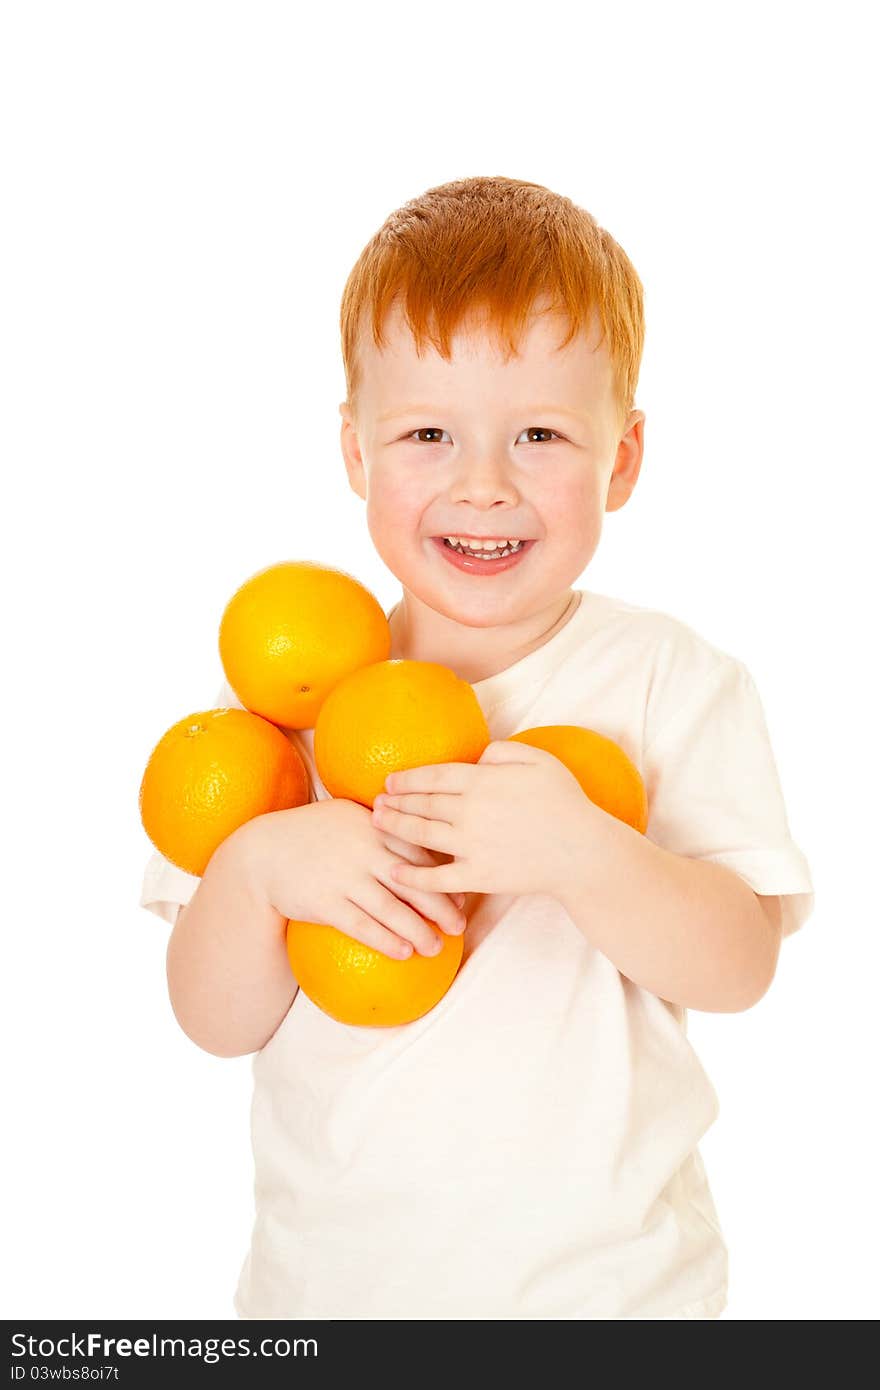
<box><xmin>140</xmin><ymin>587</ymin><xmax>814</xmax><ymax>1320</ymax></box>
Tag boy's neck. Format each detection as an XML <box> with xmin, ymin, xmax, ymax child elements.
<box><xmin>387</xmin><ymin>589</ymin><xmax>580</xmax><ymax>685</ymax></box>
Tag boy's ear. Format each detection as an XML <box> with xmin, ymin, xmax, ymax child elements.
<box><xmin>606</xmin><ymin>410</ymin><xmax>645</xmax><ymax>513</ymax></box>
<box><xmin>339</xmin><ymin>401</ymin><xmax>367</xmax><ymax>501</ymax></box>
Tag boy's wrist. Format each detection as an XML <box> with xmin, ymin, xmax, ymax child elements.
<box><xmin>213</xmin><ymin>811</ymin><xmax>286</xmax><ymax>922</ymax></box>
<box><xmin>548</xmin><ymin>798</ymin><xmax>633</xmax><ymax>912</ymax></box>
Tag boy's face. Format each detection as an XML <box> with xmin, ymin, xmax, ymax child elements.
<box><xmin>339</xmin><ymin>299</ymin><xmax>644</xmax><ymax>631</ymax></box>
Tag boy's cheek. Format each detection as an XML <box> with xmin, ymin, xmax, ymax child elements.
<box><xmin>366</xmin><ymin>487</ymin><xmax>430</xmax><ymax>545</ymax></box>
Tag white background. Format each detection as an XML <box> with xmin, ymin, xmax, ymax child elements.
<box><xmin>2</xmin><ymin>0</ymin><xmax>877</xmax><ymax>1321</ymax></box>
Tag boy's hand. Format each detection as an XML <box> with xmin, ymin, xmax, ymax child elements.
<box><xmin>247</xmin><ymin>798</ymin><xmax>467</xmax><ymax>960</ymax></box>
<box><xmin>372</xmin><ymin>740</ymin><xmax>602</xmax><ymax>900</ymax></box>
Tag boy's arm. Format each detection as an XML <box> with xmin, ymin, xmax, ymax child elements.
<box><xmin>166</xmin><ymin>818</ymin><xmax>295</xmax><ymax>1059</ymax></box>
<box><xmin>554</xmin><ymin>810</ymin><xmax>783</xmax><ymax>1014</ymax></box>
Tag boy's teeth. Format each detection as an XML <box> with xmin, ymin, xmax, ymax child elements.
<box><xmin>442</xmin><ymin>536</ymin><xmax>524</xmax><ymax>557</ymax></box>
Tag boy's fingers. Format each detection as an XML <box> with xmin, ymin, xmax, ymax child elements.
<box><xmin>382</xmin><ymin>832</ymin><xmax>439</xmax><ymax>867</ymax></box>
<box><xmin>392</xmin><ymin>860</ymin><xmax>460</xmax><ymax>894</ymax></box>
<box><xmin>376</xmin><ymin>806</ymin><xmax>456</xmax><ymax>855</ymax></box>
<box><xmin>385</xmin><ymin>763</ymin><xmax>473</xmax><ymax>795</ymax></box>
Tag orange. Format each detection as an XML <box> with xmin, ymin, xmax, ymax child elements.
<box><xmin>286</xmin><ymin>918</ymin><xmax>464</xmax><ymax>1027</ymax></box>
<box><xmin>508</xmin><ymin>725</ymin><xmax>649</xmax><ymax>833</ymax></box>
<box><xmin>314</xmin><ymin>659</ymin><xmax>490</xmax><ymax>807</ymax></box>
<box><xmin>139</xmin><ymin>707</ymin><xmax>310</xmax><ymax>876</ymax></box>
<box><xmin>218</xmin><ymin>560</ymin><xmax>391</xmax><ymax>728</ymax></box>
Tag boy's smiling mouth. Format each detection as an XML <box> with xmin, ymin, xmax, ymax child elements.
<box><xmin>430</xmin><ymin>535</ymin><xmax>537</xmax><ymax>573</ymax></box>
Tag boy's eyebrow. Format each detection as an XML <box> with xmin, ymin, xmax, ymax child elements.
<box><xmin>378</xmin><ymin>405</ymin><xmax>434</xmax><ymax>420</ymax></box>
<box><xmin>378</xmin><ymin>404</ymin><xmax>587</xmax><ymax>421</ymax></box>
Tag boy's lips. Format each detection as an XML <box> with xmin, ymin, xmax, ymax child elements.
<box><xmin>428</xmin><ymin>535</ymin><xmax>537</xmax><ymax>574</ymax></box>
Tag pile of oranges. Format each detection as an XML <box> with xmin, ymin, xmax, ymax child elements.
<box><xmin>139</xmin><ymin>561</ymin><xmax>648</xmax><ymax>1029</ymax></box>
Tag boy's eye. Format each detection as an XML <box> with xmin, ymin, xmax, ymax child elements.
<box><xmin>409</xmin><ymin>428</ymin><xmax>450</xmax><ymax>444</ymax></box>
<box><xmin>406</xmin><ymin>427</ymin><xmax>562</xmax><ymax>444</ymax></box>
<box><xmin>520</xmin><ymin>427</ymin><xmax>561</xmax><ymax>444</ymax></box>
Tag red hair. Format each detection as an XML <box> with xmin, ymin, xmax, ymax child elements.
<box><xmin>340</xmin><ymin>175</ymin><xmax>644</xmax><ymax>431</ymax></box>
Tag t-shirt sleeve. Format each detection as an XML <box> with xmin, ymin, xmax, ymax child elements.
<box><xmin>642</xmin><ymin>657</ymin><xmax>814</xmax><ymax>938</ymax></box>
<box><xmin>139</xmin><ymin>851</ymin><xmax>200</xmax><ymax>927</ymax></box>
<box><xmin>138</xmin><ymin>675</ymin><xmax>247</xmax><ymax>928</ymax></box>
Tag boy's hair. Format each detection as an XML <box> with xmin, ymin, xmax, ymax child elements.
<box><xmin>340</xmin><ymin>175</ymin><xmax>644</xmax><ymax>433</ymax></box>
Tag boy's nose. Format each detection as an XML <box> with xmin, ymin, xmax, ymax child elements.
<box><xmin>449</xmin><ymin>453</ymin><xmax>519</xmax><ymax>508</ymax></box>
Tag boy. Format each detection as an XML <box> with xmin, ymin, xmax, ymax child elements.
<box><xmin>140</xmin><ymin>175</ymin><xmax>814</xmax><ymax>1319</ymax></box>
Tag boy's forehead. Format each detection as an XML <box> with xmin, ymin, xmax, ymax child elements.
<box><xmin>358</xmin><ymin>301</ymin><xmax>612</xmax><ymax>411</ymax></box>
